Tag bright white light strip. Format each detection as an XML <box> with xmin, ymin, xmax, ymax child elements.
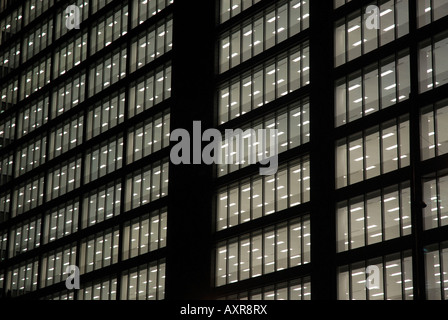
<box><xmin>383</xmin><ymin>24</ymin><xmax>395</xmax><ymax>32</ymax></box>
<box><xmin>380</xmin><ymin>9</ymin><xmax>392</xmax><ymax>16</ymax></box>
<box><xmin>382</xmin><ymin>133</ymin><xmax>394</xmax><ymax>139</ymax></box>
<box><xmin>386</xmin><ymin>144</ymin><xmax>397</xmax><ymax>151</ymax></box>
<box><xmin>348</xmin><ymin>25</ymin><xmax>360</xmax><ymax>32</ymax></box>
<box><xmin>349</xmin><ymin>145</ymin><xmax>361</xmax><ymax>151</ymax></box>
<box><xmin>384</xmin><ymin>84</ymin><xmax>396</xmax><ymax>90</ymax></box>
<box><xmin>381</xmin><ymin>70</ymin><xmax>393</xmax><ymax>77</ymax></box>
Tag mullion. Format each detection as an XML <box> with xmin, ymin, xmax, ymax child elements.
<box><xmin>400</xmin><ymin>251</ymin><xmax>405</xmax><ymax>299</ymax></box>
<box><xmin>431</xmin><ymin>34</ymin><xmax>436</xmax><ymax>90</ymax></box>
<box><xmin>102</xmin><ymin>231</ymin><xmax>107</xmax><ymax>270</ymax></box>
<box><xmin>151</xmin><ymin>114</ymin><xmax>155</xmax><ymax>155</ymax></box>
<box><xmin>157</xmin><ymin>209</ymin><xmax>162</xmax><ymax>250</ymax></box>
<box><xmin>436</xmin><ymin>175</ymin><xmax>441</xmax><ymax>228</ymax></box>
<box><xmin>163</xmin><ymin>65</ymin><xmax>167</xmax><ymax>101</ymax></box>
<box><xmin>347</xmin><ymin>200</ymin><xmax>352</xmax><ymax>250</ymax></box>
<box><xmin>261</xmin><ymin>226</ymin><xmax>266</xmax><ymax>276</ymax></box>
<box><xmin>287</xmin><ymin>159</ymin><xmax>291</xmax><ymax>209</ymax></box>
<box><xmin>155</xmin><ymin>261</ymin><xmax>160</xmax><ymax>300</ymax></box>
<box><xmin>439</xmin><ymin>244</ymin><xmax>446</xmax><ymax>299</ymax></box>
<box><xmin>398</xmin><ymin>182</ymin><xmax>404</xmax><ymax>237</ymax></box>
<box><xmin>393</xmin><ymin>0</ymin><xmax>398</xmax><ymax>42</ymax></box>
<box><xmin>138</xmin><ymin>214</ymin><xmax>142</xmax><ymax>256</ymax></box>
<box><xmin>433</xmin><ymin>103</ymin><xmax>440</xmax><ymax>159</ymax></box>
<box><xmin>140</xmin><ymin>166</ymin><xmax>145</xmax><ymax>206</ymax></box>
<box><xmin>300</xmin><ymin>215</ymin><xmax>304</xmax><ymax>265</ymax></box>
<box><xmin>145</xmin><ymin>263</ymin><xmax>150</xmax><ymax>300</ymax></box>
<box><xmin>382</xmin><ymin>256</ymin><xmax>387</xmax><ymax>300</ymax></box>
<box><xmin>363</xmin><ymin>195</ymin><xmax>368</xmax><ymax>251</ymax></box>
<box><xmin>273</xmin><ymin>148</ymin><xmax>278</xmax><ymax>212</ymax></box>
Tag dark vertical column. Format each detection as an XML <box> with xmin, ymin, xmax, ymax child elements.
<box><xmin>164</xmin><ymin>0</ymin><xmax>217</xmax><ymax>300</ymax></box>
<box><xmin>408</xmin><ymin>0</ymin><xmax>426</xmax><ymax>301</ymax></box>
<box><xmin>309</xmin><ymin>1</ymin><xmax>337</xmax><ymax>300</ymax></box>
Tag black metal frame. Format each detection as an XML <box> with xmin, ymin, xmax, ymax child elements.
<box><xmin>0</xmin><ymin>0</ymin><xmax>448</xmax><ymax>300</ymax></box>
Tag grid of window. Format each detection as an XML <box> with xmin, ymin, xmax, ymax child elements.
<box><xmin>0</xmin><ymin>230</ymin><xmax>7</xmax><ymax>262</ymax></box>
<box><xmin>12</xmin><ymin>174</ymin><xmax>45</xmax><ymax>217</ymax></box>
<box><xmin>83</xmin><ymin>182</ymin><xmax>121</xmax><ymax>228</ymax></box>
<box><xmin>40</xmin><ymin>244</ymin><xmax>77</xmax><ymax>288</ymax></box>
<box><xmin>16</xmin><ymin>134</ymin><xmax>47</xmax><ymax>176</ymax></box>
<box><xmin>53</xmin><ymin>32</ymin><xmax>88</xmax><ymax>77</ymax></box>
<box><xmin>122</xmin><ymin>208</ymin><xmax>167</xmax><ymax>260</ymax></box>
<box><xmin>421</xmin><ymin>99</ymin><xmax>448</xmax><ymax>160</ymax></box>
<box><xmin>51</xmin><ymin>72</ymin><xmax>87</xmax><ymax>118</ymax></box>
<box><xmin>44</xmin><ymin>291</ymin><xmax>74</xmax><ymax>300</ymax></box>
<box><xmin>24</xmin><ymin>0</ymin><xmax>55</xmax><ymax>26</ymax></box>
<box><xmin>220</xmin><ymin>0</ymin><xmax>262</xmax><ymax>23</ymax></box>
<box><xmin>0</xmin><ymin>192</ymin><xmax>10</xmax><ymax>223</ymax></box>
<box><xmin>20</xmin><ymin>55</ymin><xmax>51</xmax><ymax>100</ymax></box>
<box><xmin>5</xmin><ymin>258</ymin><xmax>39</xmax><ymax>297</ymax></box>
<box><xmin>90</xmin><ymin>4</ymin><xmax>128</xmax><ymax>54</ymax></box>
<box><xmin>423</xmin><ymin>173</ymin><xmax>448</xmax><ymax>230</ymax></box>
<box><xmin>337</xmin><ymin>182</ymin><xmax>411</xmax><ymax>252</ymax></box>
<box><xmin>0</xmin><ymin>0</ymin><xmax>175</xmax><ymax>299</ymax></box>
<box><xmin>89</xmin><ymin>47</ymin><xmax>127</xmax><ymax>97</ymax></box>
<box><xmin>49</xmin><ymin>114</ymin><xmax>83</xmax><ymax>160</ymax></box>
<box><xmin>17</xmin><ymin>95</ymin><xmax>49</xmax><ymax>139</ymax></box>
<box><xmin>9</xmin><ymin>216</ymin><xmax>42</xmax><ymax>258</ymax></box>
<box><xmin>217</xmin><ymin>158</ymin><xmax>310</xmax><ymax>230</ymax></box>
<box><xmin>80</xmin><ymin>227</ymin><xmax>120</xmax><ymax>274</ymax></box>
<box><xmin>22</xmin><ymin>18</ymin><xmax>53</xmax><ymax>62</ymax></box>
<box><xmin>46</xmin><ymin>157</ymin><xmax>82</xmax><ymax>201</ymax></box>
<box><xmin>0</xmin><ymin>41</ymin><xmax>21</xmax><ymax>80</ymax></box>
<box><xmin>216</xmin><ymin>216</ymin><xmax>310</xmax><ymax>286</ymax></box>
<box><xmin>0</xmin><ymin>0</ymin><xmax>446</xmax><ymax>302</ymax></box>
<box><xmin>338</xmin><ymin>251</ymin><xmax>413</xmax><ymax>300</ymax></box>
<box><xmin>127</xmin><ymin>112</ymin><xmax>170</xmax><ymax>163</ymax></box>
<box><xmin>335</xmin><ymin>51</ymin><xmax>410</xmax><ymax>126</ymax></box>
<box><xmin>218</xmin><ymin>99</ymin><xmax>310</xmax><ymax>176</ymax></box>
<box><xmin>425</xmin><ymin>241</ymin><xmax>448</xmax><ymax>300</ymax></box>
<box><xmin>120</xmin><ymin>260</ymin><xmax>166</xmax><ymax>300</ymax></box>
<box><xmin>335</xmin><ymin>0</ymin><xmax>409</xmax><ymax>67</ymax></box>
<box><xmin>334</xmin><ymin>0</ymin><xmax>352</xmax><ymax>8</ymax></box>
<box><xmin>129</xmin><ymin>64</ymin><xmax>172</xmax><ymax>118</ymax></box>
<box><xmin>55</xmin><ymin>0</ymin><xmax>89</xmax><ymax>40</ymax></box>
<box><xmin>0</xmin><ymin>115</ymin><xmax>15</xmax><ymax>148</ymax></box>
<box><xmin>44</xmin><ymin>200</ymin><xmax>79</xmax><ymax>243</ymax></box>
<box><xmin>336</xmin><ymin>115</ymin><xmax>410</xmax><ymax>188</ymax></box>
<box><xmin>219</xmin><ymin>0</ymin><xmax>309</xmax><ymax>73</ymax></box>
<box><xmin>77</xmin><ymin>276</ymin><xmax>117</xmax><ymax>300</ymax></box>
<box><xmin>0</xmin><ymin>152</ymin><xmax>13</xmax><ymax>186</ymax></box>
<box><xmin>419</xmin><ymin>31</ymin><xmax>448</xmax><ymax>92</ymax></box>
<box><xmin>86</xmin><ymin>91</ymin><xmax>125</xmax><ymax>140</ymax></box>
<box><xmin>131</xmin><ymin>0</ymin><xmax>173</xmax><ymax>27</ymax></box>
<box><xmin>417</xmin><ymin>0</ymin><xmax>448</xmax><ymax>27</ymax></box>
<box><xmin>125</xmin><ymin>159</ymin><xmax>169</xmax><ymax>211</ymax></box>
<box><xmin>84</xmin><ymin>135</ymin><xmax>123</xmax><ymax>183</ymax></box>
<box><xmin>218</xmin><ymin>43</ymin><xmax>309</xmax><ymax>124</ymax></box>
<box><xmin>0</xmin><ymin>76</ymin><xmax>18</xmax><ymax>113</ymax></box>
<box><xmin>130</xmin><ymin>16</ymin><xmax>172</xmax><ymax>73</ymax></box>
<box><xmin>222</xmin><ymin>277</ymin><xmax>311</xmax><ymax>300</ymax></box>
<box><xmin>0</xmin><ymin>7</ymin><xmax>23</xmax><ymax>46</ymax></box>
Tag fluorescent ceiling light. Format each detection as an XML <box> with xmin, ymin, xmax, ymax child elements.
<box><xmin>347</xmin><ymin>25</ymin><xmax>360</xmax><ymax>32</ymax></box>
<box><xmin>381</xmin><ymin>70</ymin><xmax>393</xmax><ymax>77</ymax></box>
<box><xmin>380</xmin><ymin>9</ymin><xmax>392</xmax><ymax>16</ymax></box>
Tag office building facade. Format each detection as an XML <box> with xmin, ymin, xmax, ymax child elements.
<box><xmin>0</xmin><ymin>0</ymin><xmax>447</xmax><ymax>300</ymax></box>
